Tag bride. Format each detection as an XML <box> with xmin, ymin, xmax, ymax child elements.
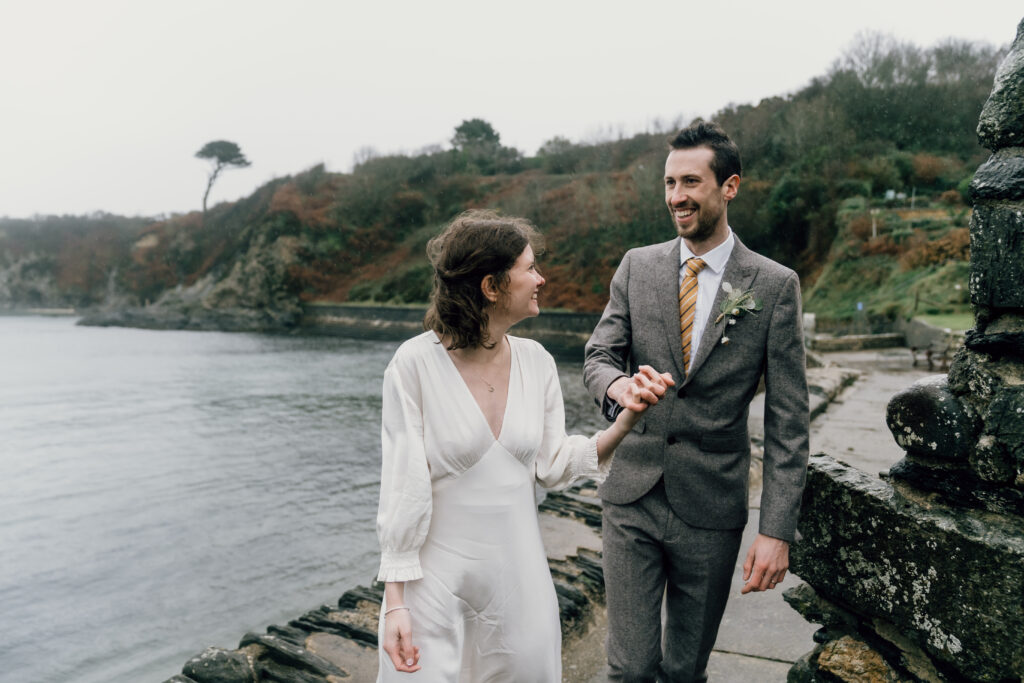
<box><xmin>375</xmin><ymin>209</ymin><xmax>672</xmax><ymax>681</ymax></box>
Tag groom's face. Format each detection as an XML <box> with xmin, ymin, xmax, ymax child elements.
<box><xmin>664</xmin><ymin>146</ymin><xmax>738</xmax><ymax>245</ymax></box>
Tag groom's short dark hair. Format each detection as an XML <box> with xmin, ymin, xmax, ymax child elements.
<box><xmin>668</xmin><ymin>120</ymin><xmax>742</xmax><ymax>186</ymax></box>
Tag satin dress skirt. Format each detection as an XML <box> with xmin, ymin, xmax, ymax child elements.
<box><xmin>377</xmin><ymin>441</ymin><xmax>561</xmax><ymax>682</ymax></box>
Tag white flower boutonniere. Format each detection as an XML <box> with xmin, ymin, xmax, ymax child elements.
<box><xmin>715</xmin><ymin>282</ymin><xmax>762</xmax><ymax>344</ymax></box>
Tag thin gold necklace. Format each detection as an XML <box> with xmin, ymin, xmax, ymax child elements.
<box><xmin>453</xmin><ymin>338</ymin><xmax>505</xmax><ymax>393</ymax></box>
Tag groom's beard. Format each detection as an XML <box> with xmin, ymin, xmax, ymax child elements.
<box><xmin>673</xmin><ymin>201</ymin><xmax>722</xmax><ymax>243</ymax></box>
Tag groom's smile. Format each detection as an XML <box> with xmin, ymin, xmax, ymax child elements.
<box><xmin>673</xmin><ymin>206</ymin><xmax>697</xmax><ymax>224</ymax></box>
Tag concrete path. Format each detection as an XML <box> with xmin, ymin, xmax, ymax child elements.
<box><xmin>809</xmin><ymin>349</ymin><xmax>936</xmax><ymax>477</ymax></box>
<box><xmin>585</xmin><ymin>349</ymin><xmax>934</xmax><ymax>682</ymax></box>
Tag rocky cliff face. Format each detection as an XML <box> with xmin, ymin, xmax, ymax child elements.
<box><xmin>0</xmin><ymin>253</ymin><xmax>68</xmax><ymax>309</ymax></box>
<box><xmin>79</xmin><ymin>229</ymin><xmax>306</xmax><ymax>332</ymax></box>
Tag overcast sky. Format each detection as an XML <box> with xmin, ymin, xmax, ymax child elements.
<box><xmin>1</xmin><ymin>1</ymin><xmax>1020</xmax><ymax>219</ymax></box>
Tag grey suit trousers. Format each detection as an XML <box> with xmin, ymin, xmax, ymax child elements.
<box><xmin>603</xmin><ymin>479</ymin><xmax>743</xmax><ymax>683</ymax></box>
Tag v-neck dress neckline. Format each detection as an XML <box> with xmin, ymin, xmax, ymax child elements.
<box><xmin>431</xmin><ymin>330</ymin><xmax>517</xmax><ymax>443</ymax></box>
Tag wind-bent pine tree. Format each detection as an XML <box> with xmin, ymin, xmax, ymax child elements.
<box><xmin>195</xmin><ymin>140</ymin><xmax>251</xmax><ymax>217</ymax></box>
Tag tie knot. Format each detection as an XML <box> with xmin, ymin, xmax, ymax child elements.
<box><xmin>685</xmin><ymin>258</ymin><xmax>706</xmax><ymax>277</ymax></box>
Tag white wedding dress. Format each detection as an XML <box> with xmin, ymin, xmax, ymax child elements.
<box><xmin>375</xmin><ymin>331</ymin><xmax>607</xmax><ymax>682</ymax></box>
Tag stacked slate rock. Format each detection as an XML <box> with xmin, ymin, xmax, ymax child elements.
<box><xmin>786</xmin><ymin>17</ymin><xmax>1024</xmax><ymax>683</ymax></box>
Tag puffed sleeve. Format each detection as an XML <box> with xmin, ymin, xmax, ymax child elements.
<box><xmin>534</xmin><ymin>349</ymin><xmax>611</xmax><ymax>490</ymax></box>
<box><xmin>375</xmin><ymin>356</ymin><xmax>432</xmax><ymax>582</ymax></box>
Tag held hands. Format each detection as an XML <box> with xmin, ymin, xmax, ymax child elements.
<box><xmin>613</xmin><ymin>366</ymin><xmax>675</xmax><ymax>412</ymax></box>
<box><xmin>382</xmin><ymin>607</ymin><xmax>421</xmax><ymax>673</ymax></box>
<box><xmin>611</xmin><ymin>366</ymin><xmax>675</xmax><ymax>432</ymax></box>
<box><xmin>741</xmin><ymin>534</ymin><xmax>790</xmax><ymax>594</ymax></box>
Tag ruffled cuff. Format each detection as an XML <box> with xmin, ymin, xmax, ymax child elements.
<box><xmin>593</xmin><ymin>430</ymin><xmax>614</xmax><ymax>483</ymax></box>
<box><xmin>377</xmin><ymin>549</ymin><xmax>423</xmax><ymax>582</ymax></box>
<box><xmin>581</xmin><ymin>430</ymin><xmax>610</xmax><ymax>483</ymax></box>
<box><xmin>571</xmin><ymin>432</ymin><xmax>609</xmax><ymax>484</ymax></box>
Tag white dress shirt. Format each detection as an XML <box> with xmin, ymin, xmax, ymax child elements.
<box><xmin>679</xmin><ymin>229</ymin><xmax>735</xmax><ymax>371</ymax></box>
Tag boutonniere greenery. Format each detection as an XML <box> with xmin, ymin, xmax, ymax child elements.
<box><xmin>715</xmin><ymin>282</ymin><xmax>762</xmax><ymax>345</ymax></box>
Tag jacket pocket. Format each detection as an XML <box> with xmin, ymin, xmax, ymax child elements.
<box><xmin>700</xmin><ymin>430</ymin><xmax>748</xmax><ymax>452</ymax></box>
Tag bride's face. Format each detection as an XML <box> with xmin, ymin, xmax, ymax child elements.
<box><xmin>497</xmin><ymin>245</ymin><xmax>545</xmax><ymax>321</ymax></box>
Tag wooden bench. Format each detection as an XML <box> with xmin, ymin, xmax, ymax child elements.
<box><xmin>910</xmin><ymin>331</ymin><xmax>963</xmax><ymax>371</ymax></box>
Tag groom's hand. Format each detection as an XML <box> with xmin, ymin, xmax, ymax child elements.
<box><xmin>741</xmin><ymin>534</ymin><xmax>790</xmax><ymax>594</ymax></box>
<box><xmin>611</xmin><ymin>366</ymin><xmax>675</xmax><ymax>411</ymax></box>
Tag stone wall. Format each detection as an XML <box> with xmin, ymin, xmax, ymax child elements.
<box><xmin>786</xmin><ymin>17</ymin><xmax>1024</xmax><ymax>683</ymax></box>
<box><xmin>808</xmin><ymin>332</ymin><xmax>906</xmax><ymax>352</ymax></box>
<box><xmin>806</xmin><ymin>319</ymin><xmax>965</xmax><ymax>354</ymax></box>
<box><xmin>897</xmin><ymin>318</ymin><xmax>965</xmax><ymax>354</ymax></box>
<box><xmin>812</xmin><ymin>315</ymin><xmax>902</xmax><ymax>337</ymax></box>
<box><xmin>301</xmin><ymin>304</ymin><xmax>602</xmax><ymax>357</ymax></box>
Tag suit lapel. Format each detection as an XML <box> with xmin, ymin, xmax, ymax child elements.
<box><xmin>684</xmin><ymin>238</ymin><xmax>760</xmax><ymax>385</ymax></box>
<box><xmin>655</xmin><ymin>238</ymin><xmax>687</xmax><ymax>381</ymax></box>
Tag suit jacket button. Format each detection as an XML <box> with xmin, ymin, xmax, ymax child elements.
<box><xmin>676</xmin><ymin>388</ymin><xmax>686</xmax><ymax>399</ymax></box>
<box><xmin>667</xmin><ymin>436</ymin><xmax>677</xmax><ymax>445</ymax></box>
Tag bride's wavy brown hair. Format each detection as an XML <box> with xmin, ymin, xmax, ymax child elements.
<box><xmin>424</xmin><ymin>209</ymin><xmax>544</xmax><ymax>350</ymax></box>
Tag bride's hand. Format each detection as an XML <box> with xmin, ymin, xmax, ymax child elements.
<box><xmin>382</xmin><ymin>608</ymin><xmax>421</xmax><ymax>673</ymax></box>
<box><xmin>626</xmin><ymin>366</ymin><xmax>675</xmax><ymax>410</ymax></box>
<box><xmin>612</xmin><ymin>366</ymin><xmax>672</xmax><ymax>412</ymax></box>
<box><xmin>614</xmin><ymin>389</ymin><xmax>650</xmax><ymax>431</ymax></box>
<box><xmin>614</xmin><ymin>366</ymin><xmax>673</xmax><ymax>428</ymax></box>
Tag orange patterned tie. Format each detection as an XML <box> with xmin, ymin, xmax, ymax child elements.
<box><xmin>679</xmin><ymin>257</ymin><xmax>707</xmax><ymax>371</ymax></box>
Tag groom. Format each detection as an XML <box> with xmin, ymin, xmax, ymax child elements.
<box><xmin>583</xmin><ymin>121</ymin><xmax>809</xmax><ymax>682</ymax></box>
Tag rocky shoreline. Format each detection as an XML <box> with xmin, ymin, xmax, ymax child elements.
<box><xmin>77</xmin><ymin>303</ymin><xmax>604</xmax><ymax>357</ymax></box>
<box><xmin>76</xmin><ymin>302</ymin><xmax>302</xmax><ymax>333</ymax></box>
<box><xmin>160</xmin><ymin>363</ymin><xmax>858</xmax><ymax>683</ymax></box>
<box><xmin>77</xmin><ymin>302</ymin><xmax>961</xmax><ymax>366</ymax></box>
<box><xmin>0</xmin><ymin>307</ymin><xmax>77</xmax><ymax>316</ymax></box>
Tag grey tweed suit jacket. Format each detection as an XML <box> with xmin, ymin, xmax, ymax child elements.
<box><xmin>584</xmin><ymin>236</ymin><xmax>809</xmax><ymax>542</ymax></box>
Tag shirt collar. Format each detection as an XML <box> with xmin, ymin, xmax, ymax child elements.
<box><xmin>680</xmin><ymin>228</ymin><xmax>735</xmax><ymax>274</ymax></box>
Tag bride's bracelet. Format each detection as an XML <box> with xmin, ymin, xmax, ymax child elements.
<box><xmin>384</xmin><ymin>605</ymin><xmax>411</xmax><ymax>617</ymax></box>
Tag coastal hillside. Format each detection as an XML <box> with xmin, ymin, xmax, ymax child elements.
<box><xmin>804</xmin><ymin>198</ymin><xmax>971</xmax><ymax>321</ymax></box>
<box><xmin>0</xmin><ymin>35</ymin><xmax>1000</xmax><ymax>328</ymax></box>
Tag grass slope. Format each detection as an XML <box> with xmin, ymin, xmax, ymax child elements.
<box><xmin>803</xmin><ymin>197</ymin><xmax>971</xmax><ymax>322</ymax></box>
